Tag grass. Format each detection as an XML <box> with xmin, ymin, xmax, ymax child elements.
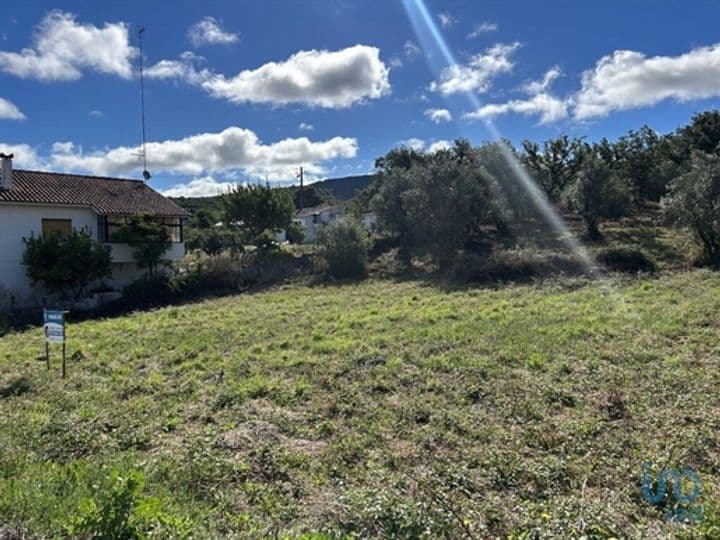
<box><xmin>1</xmin><ymin>264</ymin><xmax>720</xmax><ymax>537</ymax></box>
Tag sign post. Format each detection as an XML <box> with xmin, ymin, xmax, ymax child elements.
<box><xmin>43</xmin><ymin>309</ymin><xmax>67</xmax><ymax>378</ymax></box>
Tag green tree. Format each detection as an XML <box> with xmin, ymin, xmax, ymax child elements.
<box><xmin>115</xmin><ymin>215</ymin><xmax>172</xmax><ymax>276</ymax></box>
<box><xmin>566</xmin><ymin>156</ymin><xmax>634</xmax><ymax>240</ymax></box>
<box><xmin>185</xmin><ymin>227</ymin><xmax>245</xmax><ymax>257</ymax></box>
<box><xmin>22</xmin><ymin>228</ymin><xmax>112</xmax><ymax>300</ymax></box>
<box><xmin>318</xmin><ymin>217</ymin><xmax>369</xmax><ymax>279</ymax></box>
<box><xmin>190</xmin><ymin>206</ymin><xmax>220</xmax><ymax>229</ymax></box>
<box><xmin>663</xmin><ymin>151</ymin><xmax>720</xmax><ymax>266</ymax></box>
<box><xmin>521</xmin><ymin>135</ymin><xmax>588</xmax><ymax>201</ymax></box>
<box><xmin>373</xmin><ymin>141</ymin><xmax>493</xmax><ymax>269</ymax></box>
<box><xmin>223</xmin><ymin>185</ymin><xmax>294</xmax><ymax>239</ymax></box>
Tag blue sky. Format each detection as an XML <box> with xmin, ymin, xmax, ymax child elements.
<box><xmin>1</xmin><ymin>0</ymin><xmax>719</xmax><ymax>196</ymax></box>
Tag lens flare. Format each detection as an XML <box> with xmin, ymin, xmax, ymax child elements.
<box><xmin>402</xmin><ymin>0</ymin><xmax>600</xmax><ymax>276</ymax></box>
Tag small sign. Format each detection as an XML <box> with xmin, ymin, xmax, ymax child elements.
<box><xmin>44</xmin><ymin>309</ymin><xmax>65</xmax><ymax>344</ymax></box>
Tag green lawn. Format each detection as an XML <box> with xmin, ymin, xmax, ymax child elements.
<box><xmin>1</xmin><ymin>270</ymin><xmax>720</xmax><ymax>537</ymax></box>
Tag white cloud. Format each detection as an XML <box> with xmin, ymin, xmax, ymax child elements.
<box><xmin>88</xmin><ymin>109</ymin><xmax>103</xmax><ymax>118</ymax></box>
<box><xmin>389</xmin><ymin>56</ymin><xmax>403</xmax><ymax>68</ymax></box>
<box><xmin>187</xmin><ymin>17</ymin><xmax>238</xmax><ymax>47</ymax></box>
<box><xmin>0</xmin><ymin>98</ymin><xmax>25</xmax><ymax>120</ymax></box>
<box><xmin>427</xmin><ymin>140</ymin><xmax>452</xmax><ymax>153</ymax></box>
<box><xmin>523</xmin><ymin>66</ymin><xmax>561</xmax><ymax>94</ymax></box>
<box><xmin>574</xmin><ymin>44</ymin><xmax>720</xmax><ymax>120</ymax></box>
<box><xmin>424</xmin><ymin>108</ymin><xmax>453</xmax><ymax>123</ymax></box>
<box><xmin>467</xmin><ymin>22</ymin><xmax>498</xmax><ymax>39</ymax></box>
<box><xmin>400</xmin><ymin>138</ymin><xmax>425</xmax><ymax>152</ymax></box>
<box><xmin>0</xmin><ymin>143</ymin><xmax>44</xmax><ymax>169</ymax></box>
<box><xmin>162</xmin><ymin>176</ymin><xmax>236</xmax><ymax>197</ymax></box>
<box><xmin>47</xmin><ymin>126</ymin><xmax>358</xmax><ymax>179</ymax></box>
<box><xmin>404</xmin><ymin>40</ymin><xmax>421</xmax><ymax>57</ymax></box>
<box><xmin>298</xmin><ymin>122</ymin><xmax>314</xmax><ymax>131</ymax></box>
<box><xmin>399</xmin><ymin>138</ymin><xmax>452</xmax><ymax>153</ymax></box>
<box><xmin>147</xmin><ymin>44</ymin><xmax>390</xmax><ymax>109</ymax></box>
<box><xmin>463</xmin><ymin>65</ymin><xmax>568</xmax><ymax>124</ymax></box>
<box><xmin>464</xmin><ymin>93</ymin><xmax>569</xmax><ymax>124</ymax></box>
<box><xmin>430</xmin><ymin>42</ymin><xmax>520</xmax><ymax>95</ymax></box>
<box><xmin>0</xmin><ymin>10</ymin><xmax>136</xmax><ymax>81</ymax></box>
<box><xmin>437</xmin><ymin>11</ymin><xmax>457</xmax><ymax>29</ymax></box>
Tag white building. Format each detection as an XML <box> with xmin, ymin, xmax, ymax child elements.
<box><xmin>292</xmin><ymin>204</ymin><xmax>346</xmax><ymax>242</ymax></box>
<box><xmin>0</xmin><ymin>154</ymin><xmax>189</xmax><ymax>308</ymax></box>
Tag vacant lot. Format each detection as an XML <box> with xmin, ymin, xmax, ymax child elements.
<box><xmin>1</xmin><ymin>270</ymin><xmax>719</xmax><ymax>537</ymax></box>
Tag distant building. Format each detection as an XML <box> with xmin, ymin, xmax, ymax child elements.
<box><xmin>0</xmin><ymin>154</ymin><xmax>189</xmax><ymax>307</ymax></box>
<box><xmin>292</xmin><ymin>204</ymin><xmax>346</xmax><ymax>242</ymax></box>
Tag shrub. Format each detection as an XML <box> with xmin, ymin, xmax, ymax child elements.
<box><xmin>285</xmin><ymin>222</ymin><xmax>305</xmax><ymax>244</ymax></box>
<box><xmin>663</xmin><ymin>151</ymin><xmax>720</xmax><ymax>267</ymax></box>
<box><xmin>22</xmin><ymin>228</ymin><xmax>112</xmax><ymax>300</ymax></box>
<box><xmin>318</xmin><ymin>218</ymin><xmax>369</xmax><ymax>279</ymax></box>
<box><xmin>223</xmin><ymin>184</ymin><xmax>294</xmax><ymax>238</ymax></box>
<box><xmin>566</xmin><ymin>156</ymin><xmax>634</xmax><ymax>240</ymax></box>
<box><xmin>596</xmin><ymin>246</ymin><xmax>656</xmax><ymax>274</ymax></box>
<box><xmin>186</xmin><ymin>227</ymin><xmax>245</xmax><ymax>257</ymax></box>
<box><xmin>114</xmin><ymin>215</ymin><xmax>172</xmax><ymax>276</ymax></box>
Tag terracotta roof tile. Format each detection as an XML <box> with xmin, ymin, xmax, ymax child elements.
<box><xmin>0</xmin><ymin>169</ymin><xmax>189</xmax><ymax>217</ymax></box>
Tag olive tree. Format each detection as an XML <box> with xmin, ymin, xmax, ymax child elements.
<box><xmin>663</xmin><ymin>151</ymin><xmax>720</xmax><ymax>266</ymax></box>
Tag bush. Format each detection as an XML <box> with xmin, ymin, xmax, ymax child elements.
<box><xmin>663</xmin><ymin>151</ymin><xmax>720</xmax><ymax>267</ymax></box>
<box><xmin>596</xmin><ymin>246</ymin><xmax>656</xmax><ymax>274</ymax></box>
<box><xmin>285</xmin><ymin>222</ymin><xmax>305</xmax><ymax>244</ymax></box>
<box><xmin>22</xmin><ymin>228</ymin><xmax>112</xmax><ymax>300</ymax></box>
<box><xmin>566</xmin><ymin>156</ymin><xmax>634</xmax><ymax>240</ymax></box>
<box><xmin>185</xmin><ymin>227</ymin><xmax>245</xmax><ymax>257</ymax></box>
<box><xmin>113</xmin><ymin>215</ymin><xmax>172</xmax><ymax>276</ymax></box>
<box><xmin>318</xmin><ymin>218</ymin><xmax>369</xmax><ymax>279</ymax></box>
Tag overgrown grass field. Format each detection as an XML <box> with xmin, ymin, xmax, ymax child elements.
<box><xmin>1</xmin><ymin>269</ymin><xmax>720</xmax><ymax>537</ymax></box>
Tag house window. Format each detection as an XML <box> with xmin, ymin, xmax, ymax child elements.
<box><xmin>98</xmin><ymin>215</ymin><xmax>183</xmax><ymax>243</ymax></box>
<box><xmin>42</xmin><ymin>219</ymin><xmax>72</xmax><ymax>238</ymax></box>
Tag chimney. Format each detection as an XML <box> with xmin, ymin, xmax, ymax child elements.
<box><xmin>0</xmin><ymin>153</ymin><xmax>12</xmax><ymax>191</ymax></box>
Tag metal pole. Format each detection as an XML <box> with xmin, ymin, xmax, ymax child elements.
<box><xmin>138</xmin><ymin>27</ymin><xmax>149</xmax><ymax>177</ymax></box>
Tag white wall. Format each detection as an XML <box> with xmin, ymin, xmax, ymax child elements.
<box><xmin>0</xmin><ymin>203</ymin><xmax>185</xmax><ymax>308</ymax></box>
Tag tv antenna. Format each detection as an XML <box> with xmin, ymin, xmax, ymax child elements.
<box><xmin>137</xmin><ymin>27</ymin><xmax>151</xmax><ymax>181</ymax></box>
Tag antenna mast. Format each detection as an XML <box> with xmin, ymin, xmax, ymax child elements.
<box><xmin>138</xmin><ymin>27</ymin><xmax>151</xmax><ymax>181</ymax></box>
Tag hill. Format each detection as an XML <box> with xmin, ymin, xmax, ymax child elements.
<box><xmin>171</xmin><ymin>174</ymin><xmax>374</xmax><ymax>213</ymax></box>
<box><xmin>1</xmin><ymin>270</ymin><xmax>719</xmax><ymax>536</ymax></box>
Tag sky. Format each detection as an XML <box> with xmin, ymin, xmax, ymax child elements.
<box><xmin>0</xmin><ymin>0</ymin><xmax>719</xmax><ymax>197</ymax></box>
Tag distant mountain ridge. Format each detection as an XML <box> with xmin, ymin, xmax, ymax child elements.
<box><xmin>172</xmin><ymin>174</ymin><xmax>374</xmax><ymax>211</ymax></box>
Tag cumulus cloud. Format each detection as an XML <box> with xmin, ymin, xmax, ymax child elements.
<box><xmin>47</xmin><ymin>126</ymin><xmax>358</xmax><ymax>178</ymax></box>
<box><xmin>464</xmin><ymin>93</ymin><xmax>568</xmax><ymax>125</ymax></box>
<box><xmin>0</xmin><ymin>10</ymin><xmax>136</xmax><ymax>81</ymax></box>
<box><xmin>427</xmin><ymin>140</ymin><xmax>452</xmax><ymax>153</ymax></box>
<box><xmin>88</xmin><ymin>109</ymin><xmax>103</xmax><ymax>118</ymax></box>
<box><xmin>147</xmin><ymin>44</ymin><xmax>390</xmax><ymax>108</ymax></box>
<box><xmin>574</xmin><ymin>44</ymin><xmax>720</xmax><ymax>120</ymax></box>
<box><xmin>162</xmin><ymin>176</ymin><xmax>236</xmax><ymax>197</ymax></box>
<box><xmin>524</xmin><ymin>66</ymin><xmax>561</xmax><ymax>94</ymax></box>
<box><xmin>0</xmin><ymin>143</ymin><xmax>44</xmax><ymax>168</ymax></box>
<box><xmin>437</xmin><ymin>11</ymin><xmax>457</xmax><ymax>29</ymax></box>
<box><xmin>463</xmin><ymin>66</ymin><xmax>568</xmax><ymax>124</ymax></box>
<box><xmin>0</xmin><ymin>98</ymin><xmax>25</xmax><ymax>120</ymax></box>
<box><xmin>430</xmin><ymin>42</ymin><xmax>520</xmax><ymax>95</ymax></box>
<box><xmin>298</xmin><ymin>122</ymin><xmax>314</xmax><ymax>131</ymax></box>
<box><xmin>467</xmin><ymin>22</ymin><xmax>498</xmax><ymax>39</ymax></box>
<box><xmin>399</xmin><ymin>138</ymin><xmax>452</xmax><ymax>153</ymax></box>
<box><xmin>187</xmin><ymin>17</ymin><xmax>238</xmax><ymax>47</ymax></box>
<box><xmin>424</xmin><ymin>108</ymin><xmax>453</xmax><ymax>123</ymax></box>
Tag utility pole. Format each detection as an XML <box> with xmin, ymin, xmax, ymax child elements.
<box><xmin>297</xmin><ymin>166</ymin><xmax>304</xmax><ymax>210</ymax></box>
<box><xmin>138</xmin><ymin>27</ymin><xmax>151</xmax><ymax>181</ymax></box>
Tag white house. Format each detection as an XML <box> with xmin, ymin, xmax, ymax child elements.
<box><xmin>292</xmin><ymin>204</ymin><xmax>346</xmax><ymax>242</ymax></box>
<box><xmin>0</xmin><ymin>154</ymin><xmax>189</xmax><ymax>308</ymax></box>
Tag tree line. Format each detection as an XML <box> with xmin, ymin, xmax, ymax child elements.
<box><xmin>366</xmin><ymin>110</ymin><xmax>720</xmax><ymax>268</ymax></box>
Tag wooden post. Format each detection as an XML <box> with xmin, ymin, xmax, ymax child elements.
<box><xmin>45</xmin><ymin>341</ymin><xmax>50</xmax><ymax>370</ymax></box>
<box><xmin>62</xmin><ymin>341</ymin><xmax>66</xmax><ymax>379</ymax></box>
